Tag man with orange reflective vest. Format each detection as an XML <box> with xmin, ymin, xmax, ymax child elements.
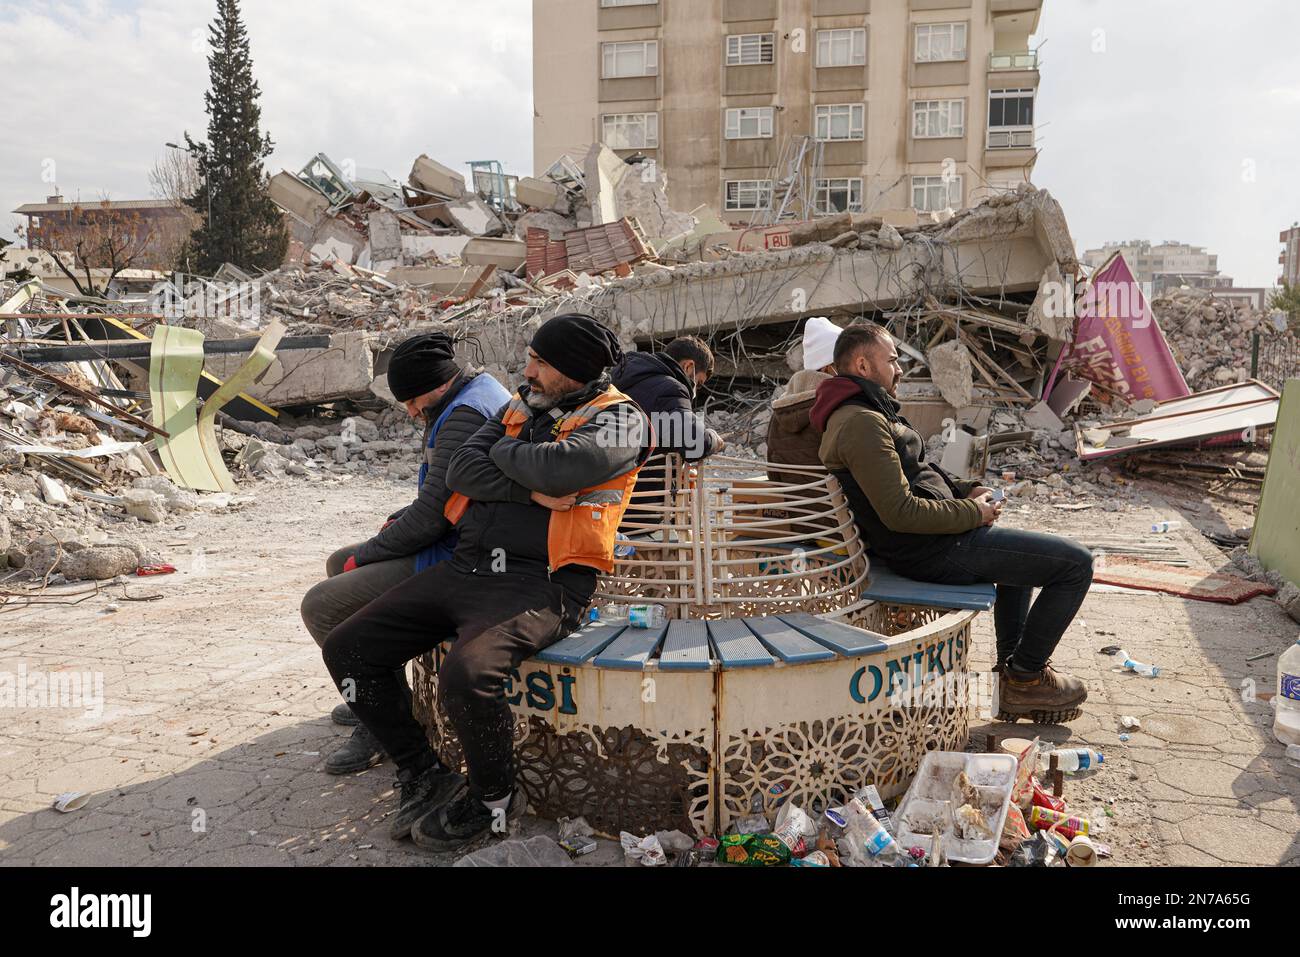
<box><xmin>321</xmin><ymin>314</ymin><xmax>650</xmax><ymax>852</ymax></box>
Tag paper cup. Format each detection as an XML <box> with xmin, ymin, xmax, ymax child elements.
<box><xmin>1065</xmin><ymin>834</ymin><xmax>1097</xmax><ymax>867</ymax></box>
<box><xmin>52</xmin><ymin>791</ymin><xmax>91</xmax><ymax>813</ymax></box>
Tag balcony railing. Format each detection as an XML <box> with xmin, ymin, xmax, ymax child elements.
<box><xmin>989</xmin><ymin>50</ymin><xmax>1038</xmax><ymax>71</ymax></box>
<box><xmin>987</xmin><ymin>126</ymin><xmax>1035</xmax><ymax>149</ymax></box>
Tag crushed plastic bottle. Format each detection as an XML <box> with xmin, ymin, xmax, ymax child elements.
<box><xmin>1117</xmin><ymin>650</ymin><xmax>1160</xmax><ymax>678</ymax></box>
<box><xmin>1150</xmin><ymin>520</ymin><xmax>1181</xmax><ymax>533</ymax></box>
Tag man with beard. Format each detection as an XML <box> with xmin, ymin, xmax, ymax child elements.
<box><xmin>321</xmin><ymin>314</ymin><xmax>650</xmax><ymax>851</ymax></box>
<box><xmin>813</xmin><ymin>322</ymin><xmax>1093</xmax><ymax>725</ymax></box>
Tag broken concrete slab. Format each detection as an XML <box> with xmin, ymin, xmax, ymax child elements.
<box><xmin>269</xmin><ymin>171</ymin><xmax>331</xmax><ymax>226</ymax></box>
<box><xmin>367</xmin><ymin>209</ymin><xmax>402</xmax><ymax>271</ymax></box>
<box><xmin>1023</xmin><ymin>400</ymin><xmax>1065</xmax><ymax>432</ymax></box>
<box><xmin>1046</xmin><ymin>376</ymin><xmax>1092</xmax><ymax>419</ymax></box>
<box><xmin>385</xmin><ymin>265</ymin><xmax>483</xmax><ymax>295</ymax></box>
<box><xmin>434</xmin><ymin>195</ymin><xmax>506</xmax><ymax>238</ymax></box>
<box><xmin>570</xmin><ymin>188</ymin><xmax>1076</xmax><ymax>342</ymax></box>
<box><xmin>927</xmin><ymin>340</ymin><xmax>975</xmax><ymax>409</ymax></box>
<box><xmin>401</xmin><ymin>234</ymin><xmax>470</xmax><ymax>261</ymax></box>
<box><xmin>516</xmin><ymin>176</ymin><xmax>563</xmax><ymax>210</ymax></box>
<box><xmin>409</xmin><ymin>154</ymin><xmax>467</xmax><ymax>199</ymax></box>
<box><xmin>203</xmin><ymin>331</ymin><xmax>375</xmax><ymax>408</ymax></box>
<box><xmin>462</xmin><ymin>237</ymin><xmax>527</xmax><ymax>271</ymax></box>
<box><xmin>515</xmin><ymin>210</ymin><xmax>575</xmax><ymax>241</ymax></box>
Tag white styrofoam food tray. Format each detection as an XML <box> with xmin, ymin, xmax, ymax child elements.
<box><xmin>893</xmin><ymin>751</ymin><xmax>1017</xmax><ymax>865</ymax></box>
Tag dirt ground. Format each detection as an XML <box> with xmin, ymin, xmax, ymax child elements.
<box><xmin>1</xmin><ymin>469</ymin><xmax>1297</xmax><ymax>867</ymax></box>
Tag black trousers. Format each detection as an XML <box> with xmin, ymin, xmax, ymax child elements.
<box><xmin>322</xmin><ymin>563</ymin><xmax>585</xmax><ymax>801</ymax></box>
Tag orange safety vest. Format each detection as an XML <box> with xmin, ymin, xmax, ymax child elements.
<box><xmin>443</xmin><ymin>386</ymin><xmax>644</xmax><ymax>574</ymax></box>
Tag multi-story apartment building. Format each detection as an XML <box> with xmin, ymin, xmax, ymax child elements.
<box><xmin>1279</xmin><ymin>223</ymin><xmax>1300</xmax><ymax>288</ymax></box>
<box><xmin>533</xmin><ymin>0</ymin><xmax>1043</xmax><ymax>222</ymax></box>
<box><xmin>1080</xmin><ymin>240</ymin><xmax>1234</xmax><ymax>296</ymax></box>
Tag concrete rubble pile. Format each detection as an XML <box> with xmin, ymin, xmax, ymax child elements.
<box><xmin>1152</xmin><ymin>287</ymin><xmax>1296</xmax><ymax>392</ymax></box>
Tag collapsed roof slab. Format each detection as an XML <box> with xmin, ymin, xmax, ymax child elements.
<box><xmin>570</xmin><ymin>188</ymin><xmax>1077</xmax><ymax>341</ymax></box>
<box><xmin>202</xmin><ymin>331</ymin><xmax>374</xmax><ymax>408</ymax></box>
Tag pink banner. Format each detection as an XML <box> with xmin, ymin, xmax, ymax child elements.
<box><xmin>1051</xmin><ymin>254</ymin><xmax>1190</xmax><ymax>403</ymax></box>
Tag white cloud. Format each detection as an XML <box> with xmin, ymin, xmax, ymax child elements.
<box><xmin>0</xmin><ymin>0</ymin><xmax>533</xmax><ymax>244</ymax></box>
<box><xmin>1035</xmin><ymin>0</ymin><xmax>1300</xmax><ymax>288</ymax></box>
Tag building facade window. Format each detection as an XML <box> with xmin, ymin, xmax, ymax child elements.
<box><xmin>601</xmin><ymin>40</ymin><xmax>659</xmax><ymax>78</ymax></box>
<box><xmin>914</xmin><ymin>23</ymin><xmax>967</xmax><ymax>62</ymax></box>
<box><xmin>987</xmin><ymin>88</ymin><xmax>1035</xmax><ymax>147</ymax></box>
<box><xmin>815</xmin><ymin>177</ymin><xmax>863</xmax><ymax>214</ymax></box>
<box><xmin>912</xmin><ymin>99</ymin><xmax>965</xmax><ymax>138</ymax></box>
<box><xmin>815</xmin><ymin>104</ymin><xmax>865</xmax><ymax>141</ymax></box>
<box><xmin>724</xmin><ymin>106</ymin><xmax>774</xmax><ymax>139</ymax></box>
<box><xmin>726</xmin><ymin>33</ymin><xmax>775</xmax><ymax>65</ymax></box>
<box><xmin>725</xmin><ymin>180</ymin><xmax>773</xmax><ymax>211</ymax></box>
<box><xmin>602</xmin><ymin>112</ymin><xmax>659</xmax><ymax>149</ymax></box>
<box><xmin>816</xmin><ymin>28</ymin><xmax>867</xmax><ymax>67</ymax></box>
<box><xmin>912</xmin><ymin>174</ymin><xmax>962</xmax><ymax>211</ymax></box>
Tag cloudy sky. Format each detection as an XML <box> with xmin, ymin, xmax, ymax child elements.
<box><xmin>1</xmin><ymin>0</ymin><xmax>1297</xmax><ymax>287</ymax></box>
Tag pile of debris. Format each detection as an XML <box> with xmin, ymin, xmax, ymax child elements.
<box><xmin>1154</xmin><ymin>287</ymin><xmax>1295</xmax><ymax>392</ymax></box>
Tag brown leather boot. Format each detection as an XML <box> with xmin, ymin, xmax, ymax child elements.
<box><xmin>995</xmin><ymin>661</ymin><xmax>1087</xmax><ymax>724</ymax></box>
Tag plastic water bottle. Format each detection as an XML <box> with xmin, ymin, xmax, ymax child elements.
<box><xmin>1274</xmin><ymin>638</ymin><xmax>1300</xmax><ymax>746</ymax></box>
<box><xmin>1044</xmin><ymin>747</ymin><xmax>1104</xmax><ymax>773</ymax></box>
<box><xmin>1151</xmin><ymin>520</ymin><xmax>1181</xmax><ymax>533</ymax></box>
<box><xmin>598</xmin><ymin>603</ymin><xmax>666</xmax><ymax>629</ymax></box>
<box><xmin>613</xmin><ymin>533</ymin><xmax>636</xmax><ymax>559</ymax></box>
<box><xmin>1118</xmin><ymin>650</ymin><xmax>1160</xmax><ymax>678</ymax></box>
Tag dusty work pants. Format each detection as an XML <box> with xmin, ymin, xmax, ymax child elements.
<box><xmin>900</xmin><ymin>526</ymin><xmax>1094</xmax><ymax>674</ymax></box>
<box><xmin>321</xmin><ymin>564</ymin><xmax>586</xmax><ymax>802</ymax></box>
<box><xmin>301</xmin><ymin>544</ymin><xmax>417</xmax><ymax>718</ymax></box>
<box><xmin>299</xmin><ymin>544</ymin><xmax>416</xmax><ymax>647</ymax></box>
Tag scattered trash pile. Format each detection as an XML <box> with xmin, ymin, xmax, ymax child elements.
<box><xmin>549</xmin><ymin>739</ymin><xmax>1118</xmax><ymax>868</ymax></box>
<box><xmin>1154</xmin><ymin>287</ymin><xmax>1295</xmax><ymax>392</ymax></box>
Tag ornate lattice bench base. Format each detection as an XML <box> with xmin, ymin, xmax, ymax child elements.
<box><xmin>410</xmin><ymin>602</ymin><xmax>977</xmax><ymax>837</ymax></box>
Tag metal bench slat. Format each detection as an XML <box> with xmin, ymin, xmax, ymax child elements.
<box><xmin>744</xmin><ymin>616</ymin><xmax>836</xmax><ymax>663</ymax></box>
<box><xmin>707</xmin><ymin>619</ymin><xmax>775</xmax><ymax>668</ymax></box>
<box><xmin>592</xmin><ymin>623</ymin><xmax>669</xmax><ymax>671</ymax></box>
<box><xmin>778</xmin><ymin>612</ymin><xmax>888</xmax><ymax>657</ymax></box>
<box><xmin>534</xmin><ymin>622</ymin><xmax>627</xmax><ymax>665</ymax></box>
<box><xmin>862</xmin><ymin>567</ymin><xmax>996</xmax><ymax>611</ymax></box>
<box><xmin>658</xmin><ymin>620</ymin><xmax>712</xmax><ymax>671</ymax></box>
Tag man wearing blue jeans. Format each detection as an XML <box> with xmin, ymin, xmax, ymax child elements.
<box><xmin>813</xmin><ymin>323</ymin><xmax>1092</xmax><ymax>724</ymax></box>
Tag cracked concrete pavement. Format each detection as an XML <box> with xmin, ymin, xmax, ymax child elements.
<box><xmin>1</xmin><ymin>474</ymin><xmax>1297</xmax><ymax>866</ymax></box>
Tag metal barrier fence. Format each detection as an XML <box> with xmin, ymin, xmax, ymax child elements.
<box><xmin>1252</xmin><ymin>331</ymin><xmax>1300</xmax><ymax>391</ymax></box>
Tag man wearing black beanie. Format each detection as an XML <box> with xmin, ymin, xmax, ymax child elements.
<box><xmin>301</xmin><ymin>332</ymin><xmax>509</xmax><ymax>776</ymax></box>
<box><xmin>322</xmin><ymin>314</ymin><xmax>652</xmax><ymax>851</ymax></box>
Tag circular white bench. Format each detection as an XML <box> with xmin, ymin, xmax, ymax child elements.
<box><xmin>412</xmin><ymin>456</ymin><xmax>989</xmax><ymax>837</ymax></box>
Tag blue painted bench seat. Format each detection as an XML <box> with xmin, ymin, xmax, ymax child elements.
<box><xmin>534</xmin><ymin>612</ymin><xmax>893</xmax><ymax>671</ymax></box>
<box><xmin>726</xmin><ymin>537</ymin><xmax>997</xmax><ymax>612</ymax></box>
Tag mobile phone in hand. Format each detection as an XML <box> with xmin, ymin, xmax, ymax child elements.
<box><xmin>990</xmin><ymin>489</ymin><xmax>1006</xmax><ymax>503</ymax></box>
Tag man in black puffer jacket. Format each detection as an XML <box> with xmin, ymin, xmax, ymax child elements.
<box><xmin>301</xmin><ymin>333</ymin><xmax>510</xmax><ymax>775</ymax></box>
<box><xmin>612</xmin><ymin>336</ymin><xmax>724</xmax><ymax>524</ymax></box>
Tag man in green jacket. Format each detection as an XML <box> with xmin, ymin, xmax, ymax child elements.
<box><xmin>813</xmin><ymin>323</ymin><xmax>1092</xmax><ymax>724</ymax></box>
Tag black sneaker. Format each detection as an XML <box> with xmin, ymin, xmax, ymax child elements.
<box><xmin>324</xmin><ymin>723</ymin><xmax>385</xmax><ymax>775</ymax></box>
<box><xmin>331</xmin><ymin>702</ymin><xmax>360</xmax><ymax>726</ymax></box>
<box><xmin>388</xmin><ymin>759</ymin><xmax>465</xmax><ymax>841</ymax></box>
<box><xmin>411</xmin><ymin>785</ymin><xmax>526</xmax><ymax>853</ymax></box>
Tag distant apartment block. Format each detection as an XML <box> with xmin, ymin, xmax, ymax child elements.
<box><xmin>13</xmin><ymin>195</ymin><xmax>190</xmax><ymax>271</ymax></box>
<box><xmin>533</xmin><ymin>0</ymin><xmax>1044</xmax><ymax>221</ymax></box>
<box><xmin>1081</xmin><ymin>240</ymin><xmax>1236</xmax><ymax>297</ymax></box>
<box><xmin>1280</xmin><ymin>223</ymin><xmax>1300</xmax><ymax>287</ymax></box>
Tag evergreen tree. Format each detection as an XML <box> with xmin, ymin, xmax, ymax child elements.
<box><xmin>181</xmin><ymin>0</ymin><xmax>287</xmax><ymax>274</ymax></box>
